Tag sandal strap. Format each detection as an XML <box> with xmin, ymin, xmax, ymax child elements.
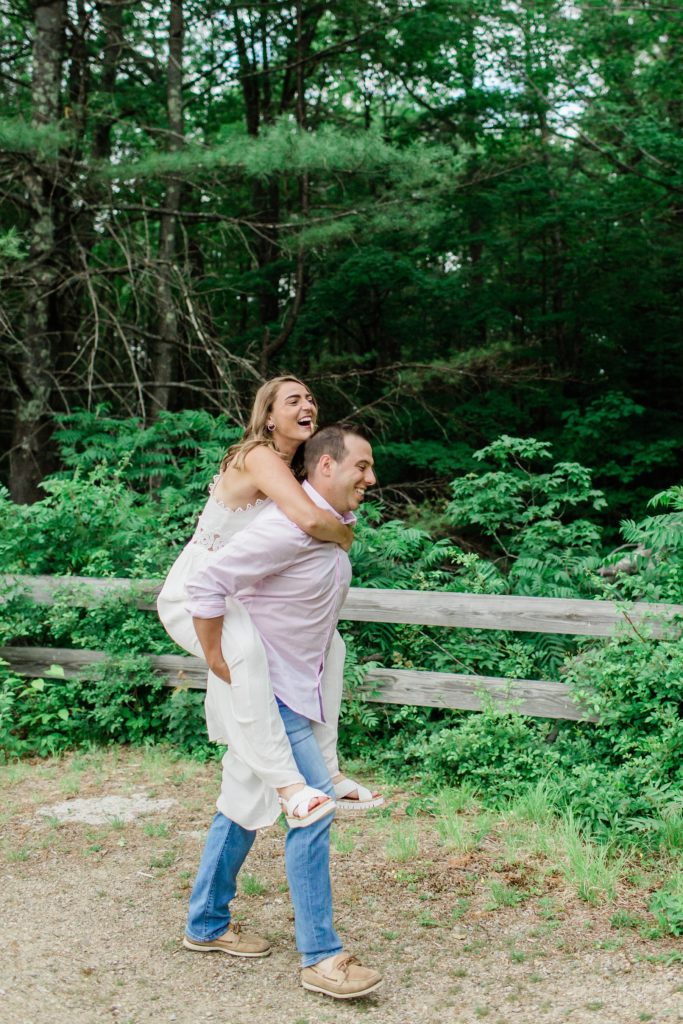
<box><xmin>333</xmin><ymin>778</ymin><xmax>374</xmax><ymax>802</ymax></box>
<box><xmin>281</xmin><ymin>785</ymin><xmax>330</xmax><ymax>817</ymax></box>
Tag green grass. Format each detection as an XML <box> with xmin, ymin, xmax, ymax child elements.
<box><xmin>536</xmin><ymin>895</ymin><xmax>561</xmax><ymax>921</ymax></box>
<box><xmin>560</xmin><ymin>815</ymin><xmax>624</xmax><ymax>905</ymax></box>
<box><xmin>143</xmin><ymin>821</ymin><xmax>169</xmax><ymax>837</ymax></box>
<box><xmin>650</xmin><ymin>809</ymin><xmax>683</xmax><ymax>855</ymax></box>
<box><xmin>436</xmin><ymin>783</ymin><xmax>478</xmax><ymax>816</ymax></box>
<box><xmin>504</xmin><ymin>780</ymin><xmax>556</xmax><ymax>825</ymax></box>
<box><xmin>434</xmin><ymin>793</ymin><xmax>492</xmax><ymax>854</ymax></box>
<box><xmin>485</xmin><ymin>880</ymin><xmax>526</xmax><ymax>910</ymax></box>
<box><xmin>0</xmin><ymin>762</ymin><xmax>30</xmax><ymax>785</ymax></box>
<box><xmin>385</xmin><ymin>822</ymin><xmax>420</xmax><ymax>862</ymax></box>
<box><xmin>648</xmin><ymin>872</ymin><xmax>683</xmax><ymax>936</ymax></box>
<box><xmin>5</xmin><ymin>846</ymin><xmax>30</xmax><ymax>862</ymax></box>
<box><xmin>330</xmin><ymin>824</ymin><xmax>358</xmax><ymax>854</ymax></box>
<box><xmin>240</xmin><ymin>872</ymin><xmax>268</xmax><ymax>896</ymax></box>
<box><xmin>42</xmin><ymin>814</ymin><xmax>63</xmax><ymax>829</ymax></box>
<box><xmin>149</xmin><ymin>849</ymin><xmax>175</xmax><ymax>870</ymax></box>
<box><xmin>610</xmin><ymin>909</ymin><xmax>643</xmax><ymax>930</ymax></box>
<box><xmin>435</xmin><ymin>809</ymin><xmax>476</xmax><ymax>852</ymax></box>
<box><xmin>450</xmin><ymin>898</ymin><xmax>470</xmax><ymax>922</ymax></box>
<box><xmin>59</xmin><ymin>775</ymin><xmax>82</xmax><ymax>796</ymax></box>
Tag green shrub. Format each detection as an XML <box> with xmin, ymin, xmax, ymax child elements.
<box><xmin>0</xmin><ymin>656</ymin><xmax>168</xmax><ymax>757</ymax></box>
<box><xmin>1</xmin><ymin>414</ymin><xmax>682</xmax><ymax>848</ymax></box>
<box><xmin>649</xmin><ymin>874</ymin><xmax>683</xmax><ymax>936</ymax></box>
<box><xmin>398</xmin><ymin>704</ymin><xmax>549</xmax><ymax>798</ymax></box>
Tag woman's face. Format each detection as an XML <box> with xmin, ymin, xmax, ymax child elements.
<box><xmin>269</xmin><ymin>380</ymin><xmax>317</xmax><ymax>449</ymax></box>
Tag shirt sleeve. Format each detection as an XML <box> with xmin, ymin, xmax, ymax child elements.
<box><xmin>185</xmin><ymin>513</ymin><xmax>306</xmax><ymax>619</ymax></box>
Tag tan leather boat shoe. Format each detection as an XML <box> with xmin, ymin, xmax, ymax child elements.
<box><xmin>183</xmin><ymin>921</ymin><xmax>271</xmax><ymax>958</ymax></box>
<box><xmin>301</xmin><ymin>953</ymin><xmax>382</xmax><ymax>999</ymax></box>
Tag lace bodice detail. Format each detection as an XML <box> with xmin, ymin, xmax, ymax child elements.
<box><xmin>190</xmin><ymin>478</ymin><xmax>271</xmax><ymax>552</ymax></box>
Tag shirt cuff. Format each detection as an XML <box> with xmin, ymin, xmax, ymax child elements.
<box><xmin>185</xmin><ymin>598</ymin><xmax>226</xmax><ymax>619</ymax></box>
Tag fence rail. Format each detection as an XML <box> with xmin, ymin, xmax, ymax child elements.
<box><xmin>2</xmin><ymin>575</ymin><xmax>682</xmax><ymax>722</ymax></box>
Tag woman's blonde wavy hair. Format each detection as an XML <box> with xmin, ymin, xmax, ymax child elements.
<box><xmin>220</xmin><ymin>376</ymin><xmax>317</xmax><ymax>473</ymax></box>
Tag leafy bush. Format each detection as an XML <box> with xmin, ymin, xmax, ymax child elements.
<box><xmin>649</xmin><ymin>874</ymin><xmax>683</xmax><ymax>936</ymax></box>
<box><xmin>1</xmin><ymin>412</ymin><xmax>682</xmax><ymax>849</ymax></box>
<box><xmin>446</xmin><ymin>435</ymin><xmax>606</xmax><ymax>597</ymax></box>
<box><xmin>0</xmin><ymin>657</ymin><xmax>167</xmax><ymax>757</ymax></box>
<box><xmin>404</xmin><ymin>704</ymin><xmax>551</xmax><ymax>798</ymax></box>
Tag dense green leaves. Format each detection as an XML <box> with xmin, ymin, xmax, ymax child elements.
<box><xmin>2</xmin><ymin>1</ymin><xmax>682</xmax><ymax>512</ymax></box>
<box><xmin>1</xmin><ymin>414</ymin><xmax>681</xmax><ymax>850</ymax></box>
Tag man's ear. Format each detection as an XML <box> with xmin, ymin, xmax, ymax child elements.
<box><xmin>317</xmin><ymin>453</ymin><xmax>334</xmax><ymax>477</ymax></box>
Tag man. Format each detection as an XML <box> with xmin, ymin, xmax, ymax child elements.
<box><xmin>182</xmin><ymin>423</ymin><xmax>382</xmax><ymax>1001</ymax></box>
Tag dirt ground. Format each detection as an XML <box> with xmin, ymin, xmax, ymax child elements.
<box><xmin>0</xmin><ymin>748</ymin><xmax>681</xmax><ymax>1024</ymax></box>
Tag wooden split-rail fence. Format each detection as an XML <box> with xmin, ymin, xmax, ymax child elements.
<box><xmin>1</xmin><ymin>574</ymin><xmax>682</xmax><ymax>723</ymax></box>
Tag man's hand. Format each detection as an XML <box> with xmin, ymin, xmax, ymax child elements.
<box><xmin>192</xmin><ymin>615</ymin><xmax>231</xmax><ymax>685</ymax></box>
<box><xmin>208</xmin><ymin>657</ymin><xmax>231</xmax><ymax>684</ymax></box>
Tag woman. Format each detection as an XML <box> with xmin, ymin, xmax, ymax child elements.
<box><xmin>157</xmin><ymin>376</ymin><xmax>382</xmax><ymax>829</ymax></box>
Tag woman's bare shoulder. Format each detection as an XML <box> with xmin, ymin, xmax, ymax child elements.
<box><xmin>212</xmin><ymin>462</ymin><xmax>261</xmax><ymax>507</ymax></box>
<box><xmin>243</xmin><ymin>444</ymin><xmax>283</xmax><ymax>471</ymax></box>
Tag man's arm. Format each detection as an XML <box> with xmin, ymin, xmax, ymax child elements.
<box><xmin>186</xmin><ymin>513</ymin><xmax>304</xmax><ymax>683</ymax></box>
<box><xmin>192</xmin><ymin>615</ymin><xmax>231</xmax><ymax>683</ymax></box>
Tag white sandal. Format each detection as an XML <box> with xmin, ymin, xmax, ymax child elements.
<box><xmin>279</xmin><ymin>785</ymin><xmax>336</xmax><ymax>828</ymax></box>
<box><xmin>333</xmin><ymin>778</ymin><xmax>385</xmax><ymax>811</ymax></box>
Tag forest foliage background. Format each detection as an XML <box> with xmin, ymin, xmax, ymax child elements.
<box><xmin>1</xmin><ymin>2</ymin><xmax>682</xmax><ymax>879</ymax></box>
<box><xmin>1</xmin><ymin>0</ymin><xmax>682</xmax><ymax>511</ymax></box>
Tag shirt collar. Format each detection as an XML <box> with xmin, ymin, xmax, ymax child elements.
<box><xmin>302</xmin><ymin>479</ymin><xmax>357</xmax><ymax>526</ymax></box>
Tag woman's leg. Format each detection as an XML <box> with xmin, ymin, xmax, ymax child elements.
<box><xmin>312</xmin><ymin>631</ymin><xmax>384</xmax><ymax>809</ymax></box>
<box><xmin>161</xmin><ymin>588</ymin><xmax>331</xmax><ymax>825</ymax></box>
<box><xmin>311</xmin><ymin>631</ymin><xmax>345</xmax><ymax>778</ymax></box>
<box><xmin>203</xmin><ymin>598</ymin><xmax>305</xmax><ymax>792</ymax></box>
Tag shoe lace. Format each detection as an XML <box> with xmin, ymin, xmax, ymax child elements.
<box><xmin>335</xmin><ymin>954</ymin><xmax>359</xmax><ymax>974</ymax></box>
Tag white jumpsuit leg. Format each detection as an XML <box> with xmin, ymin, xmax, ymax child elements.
<box><xmin>157</xmin><ymin>544</ymin><xmax>347</xmax><ymax>828</ymax></box>
<box><xmin>311</xmin><ymin>631</ymin><xmax>345</xmax><ymax>780</ymax></box>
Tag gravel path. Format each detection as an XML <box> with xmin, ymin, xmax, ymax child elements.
<box><xmin>1</xmin><ymin>749</ymin><xmax>681</xmax><ymax>1024</ymax></box>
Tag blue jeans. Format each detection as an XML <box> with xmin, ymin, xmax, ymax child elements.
<box><xmin>185</xmin><ymin>699</ymin><xmax>342</xmax><ymax>967</ymax></box>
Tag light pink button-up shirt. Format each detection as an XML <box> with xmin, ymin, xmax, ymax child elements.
<box><xmin>185</xmin><ymin>481</ymin><xmax>355</xmax><ymax>723</ymax></box>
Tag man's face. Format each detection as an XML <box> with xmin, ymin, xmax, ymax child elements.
<box><xmin>325</xmin><ymin>435</ymin><xmax>376</xmax><ymax>514</ymax></box>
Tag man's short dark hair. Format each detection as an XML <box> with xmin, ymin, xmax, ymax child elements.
<box><xmin>303</xmin><ymin>422</ymin><xmax>368</xmax><ymax>476</ymax></box>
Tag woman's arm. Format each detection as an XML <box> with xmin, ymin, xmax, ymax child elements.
<box><xmin>244</xmin><ymin>445</ymin><xmax>354</xmax><ymax>551</ymax></box>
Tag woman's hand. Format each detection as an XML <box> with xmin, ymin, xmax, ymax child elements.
<box><xmin>337</xmin><ymin>523</ymin><xmax>354</xmax><ymax>552</ymax></box>
<box><xmin>244</xmin><ymin>445</ymin><xmax>356</xmax><ymax>548</ymax></box>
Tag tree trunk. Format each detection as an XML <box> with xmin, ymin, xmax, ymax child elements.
<box><xmin>54</xmin><ymin>0</ymin><xmax>90</xmax><ymax>403</ymax></box>
<box><xmin>149</xmin><ymin>0</ymin><xmax>184</xmax><ymax>419</ymax></box>
<box><xmin>93</xmin><ymin>0</ymin><xmax>124</xmax><ymax>161</ymax></box>
<box><xmin>259</xmin><ymin>0</ymin><xmax>310</xmax><ymax>373</ymax></box>
<box><xmin>9</xmin><ymin>1</ymin><xmax>65</xmax><ymax>504</ymax></box>
<box><xmin>460</xmin><ymin>16</ymin><xmax>487</xmax><ymax>348</ymax></box>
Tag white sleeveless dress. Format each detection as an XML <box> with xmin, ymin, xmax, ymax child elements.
<box><xmin>156</xmin><ymin>479</ymin><xmax>345</xmax><ymax>830</ymax></box>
